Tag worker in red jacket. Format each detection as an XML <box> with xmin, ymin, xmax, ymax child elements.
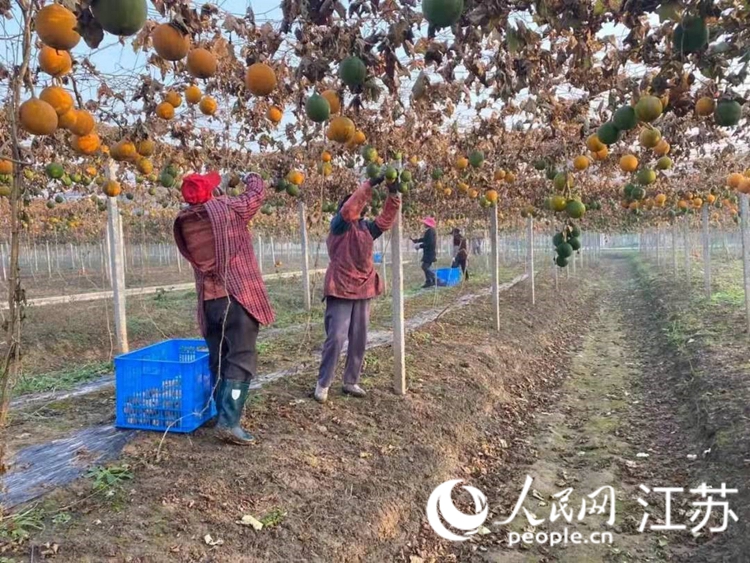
<box><xmin>314</xmin><ymin>175</ymin><xmax>401</xmax><ymax>403</ymax></box>
<box><xmin>174</xmin><ymin>171</ymin><xmax>274</xmax><ymax>445</ymax></box>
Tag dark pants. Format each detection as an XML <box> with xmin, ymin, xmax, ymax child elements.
<box><xmin>453</xmin><ymin>256</ymin><xmax>469</xmax><ymax>279</ymax></box>
<box><xmin>317</xmin><ymin>297</ymin><xmax>370</xmax><ymax>388</ymax></box>
<box><xmin>421</xmin><ymin>261</ymin><xmax>436</xmax><ymax>286</ymax></box>
<box><xmin>204</xmin><ymin>297</ymin><xmax>259</xmax><ymax>384</ymax></box>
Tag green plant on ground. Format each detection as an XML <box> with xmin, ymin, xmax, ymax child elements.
<box><xmin>0</xmin><ymin>508</ymin><xmax>45</xmax><ymax>543</ymax></box>
<box><xmin>13</xmin><ymin>361</ymin><xmax>112</xmax><ymax>397</ymax></box>
<box><xmin>87</xmin><ymin>464</ymin><xmax>133</xmax><ymax>493</ymax></box>
<box><xmin>362</xmin><ymin>352</ymin><xmax>381</xmax><ymax>372</ymax></box>
<box><xmin>259</xmin><ymin>508</ymin><xmax>287</xmax><ymax>528</ymax></box>
<box><xmin>52</xmin><ymin>512</ymin><xmax>71</xmax><ymax>526</ymax></box>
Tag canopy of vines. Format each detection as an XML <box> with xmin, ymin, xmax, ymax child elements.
<box><xmin>1</xmin><ymin>0</ymin><xmax>750</xmax><ymax>236</ymax></box>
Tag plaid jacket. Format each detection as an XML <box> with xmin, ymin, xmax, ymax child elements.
<box><xmin>174</xmin><ymin>174</ymin><xmax>275</xmax><ymax>335</ymax></box>
<box><xmin>323</xmin><ymin>181</ymin><xmax>401</xmax><ymax>300</ymax></box>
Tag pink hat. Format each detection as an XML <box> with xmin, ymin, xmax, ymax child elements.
<box><xmin>422</xmin><ymin>216</ymin><xmax>436</xmax><ymax>229</ymax></box>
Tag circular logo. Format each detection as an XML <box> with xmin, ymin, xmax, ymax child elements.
<box><xmin>426</xmin><ymin>479</ymin><xmax>489</xmax><ymax>541</ymax></box>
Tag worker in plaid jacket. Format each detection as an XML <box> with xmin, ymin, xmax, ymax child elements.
<box><xmin>314</xmin><ymin>174</ymin><xmax>401</xmax><ymax>403</ymax></box>
<box><xmin>174</xmin><ymin>171</ymin><xmax>274</xmax><ymax>445</ymax></box>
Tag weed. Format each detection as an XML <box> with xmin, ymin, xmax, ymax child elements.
<box><xmin>246</xmin><ymin>394</ymin><xmax>265</xmax><ymax>408</ymax></box>
<box><xmin>410</xmin><ymin>331</ymin><xmax>432</xmax><ymax>344</ymax></box>
<box><xmin>363</xmin><ymin>353</ymin><xmax>381</xmax><ymax>372</ymax></box>
<box><xmin>87</xmin><ymin>464</ymin><xmax>133</xmax><ymax>493</ymax></box>
<box><xmin>259</xmin><ymin>508</ymin><xmax>287</xmax><ymax>528</ymax></box>
<box><xmin>0</xmin><ymin>508</ymin><xmax>45</xmax><ymax>543</ymax></box>
<box><xmin>52</xmin><ymin>512</ymin><xmax>71</xmax><ymax>526</ymax></box>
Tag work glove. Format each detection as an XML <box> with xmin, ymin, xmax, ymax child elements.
<box><xmin>387</xmin><ymin>180</ymin><xmax>399</xmax><ymax>194</ymax></box>
<box><xmin>369</xmin><ymin>175</ymin><xmax>385</xmax><ymax>187</ymax></box>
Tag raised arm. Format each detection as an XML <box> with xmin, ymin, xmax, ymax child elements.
<box><xmin>367</xmin><ymin>192</ymin><xmax>402</xmax><ymax>240</ymax></box>
<box><xmin>373</xmin><ymin>193</ymin><xmax>401</xmax><ymax>232</ymax></box>
<box><xmin>340</xmin><ymin>180</ymin><xmax>374</xmax><ymax>222</ymax></box>
<box><xmin>227</xmin><ymin>173</ymin><xmax>266</xmax><ymax>222</ymax></box>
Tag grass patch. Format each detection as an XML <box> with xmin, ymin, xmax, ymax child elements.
<box><xmin>0</xmin><ymin>507</ymin><xmax>45</xmax><ymax>544</ymax></box>
<box><xmin>13</xmin><ymin>361</ymin><xmax>112</xmax><ymax>397</ymax></box>
<box><xmin>711</xmin><ymin>287</ymin><xmax>745</xmax><ymax>306</ymax></box>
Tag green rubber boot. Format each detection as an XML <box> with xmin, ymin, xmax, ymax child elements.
<box><xmin>215</xmin><ymin>380</ymin><xmax>255</xmax><ymax>446</ymax></box>
<box><xmin>203</xmin><ymin>378</ymin><xmax>222</xmax><ymax>429</ymax></box>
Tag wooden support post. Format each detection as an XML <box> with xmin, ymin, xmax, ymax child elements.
<box><xmin>702</xmin><ymin>204</ymin><xmax>711</xmax><ymax>298</ymax></box>
<box><xmin>740</xmin><ymin>194</ymin><xmax>750</xmax><ymax>333</ymax></box>
<box><xmin>0</xmin><ymin>243</ymin><xmax>6</xmax><ymax>282</ymax></box>
<box><xmin>554</xmin><ymin>261</ymin><xmax>559</xmax><ymax>290</ymax></box>
<box><xmin>655</xmin><ymin>227</ymin><xmax>660</xmax><ymax>267</ymax></box>
<box><xmin>298</xmin><ymin>201</ymin><xmax>311</xmax><ymax>311</ymax></box>
<box><xmin>515</xmin><ymin>235</ymin><xmax>521</xmax><ymax>264</ymax></box>
<box><xmin>45</xmin><ymin>241</ymin><xmax>51</xmax><ymax>278</ymax></box>
<box><xmin>672</xmin><ymin>222</ymin><xmax>678</xmax><ymax>276</ymax></box>
<box><xmin>102</xmin><ymin>239</ymin><xmax>111</xmax><ymax>282</ymax></box>
<box><xmin>684</xmin><ymin>218</ymin><xmax>691</xmax><ymax>285</ymax></box>
<box><xmin>489</xmin><ymin>204</ymin><xmax>500</xmax><ymax>331</ymax></box>
<box><xmin>527</xmin><ymin>216</ymin><xmax>535</xmax><ymax>305</ymax></box>
<box><xmin>484</xmin><ymin>229</ymin><xmax>490</xmax><ymax>272</ymax></box>
<box><xmin>391</xmin><ymin>196</ymin><xmax>406</xmax><ymax>395</ymax></box>
<box><xmin>380</xmin><ymin>235</ymin><xmax>388</xmax><ymax>293</ymax></box>
<box><xmin>106</xmin><ymin>161</ymin><xmax>128</xmax><ymax>354</ymax></box>
<box><xmin>119</xmin><ymin>216</ymin><xmax>126</xmax><ymax>276</ymax></box>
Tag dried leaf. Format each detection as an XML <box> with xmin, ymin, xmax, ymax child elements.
<box><xmin>204</xmin><ymin>533</ymin><xmax>224</xmax><ymax>546</ymax></box>
<box><xmin>236</xmin><ymin>514</ymin><xmax>264</xmax><ymax>530</ymax></box>
<box><xmin>76</xmin><ymin>11</ymin><xmax>104</xmax><ymax>49</ymax></box>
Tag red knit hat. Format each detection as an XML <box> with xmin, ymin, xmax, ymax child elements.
<box><xmin>181</xmin><ymin>172</ymin><xmax>221</xmax><ymax>205</ymax></box>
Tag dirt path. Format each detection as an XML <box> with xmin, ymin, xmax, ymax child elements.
<box><xmin>453</xmin><ymin>258</ymin><xmax>703</xmax><ymax>562</ymax></box>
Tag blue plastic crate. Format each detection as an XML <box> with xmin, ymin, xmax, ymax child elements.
<box><xmin>115</xmin><ymin>339</ymin><xmax>216</xmax><ymax>433</ymax></box>
<box><xmin>436</xmin><ymin>267</ymin><xmax>462</xmax><ymax>287</ymax></box>
<box><xmin>373</xmin><ymin>252</ymin><xmax>383</xmax><ymax>263</ymax></box>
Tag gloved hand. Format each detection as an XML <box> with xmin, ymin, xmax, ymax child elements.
<box><xmin>369</xmin><ymin>175</ymin><xmax>385</xmax><ymax>187</ymax></box>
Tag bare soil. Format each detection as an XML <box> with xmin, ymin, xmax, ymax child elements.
<box><xmin>1</xmin><ymin>263</ymin><xmax>579</xmax><ymax>562</ymax></box>
<box><xmin>2</xmin><ymin>267</ymin><xmax>521</xmax><ymax>460</ymax></box>
<box><xmin>3</xmin><ymin>254</ymin><xmax>746</xmax><ymax>562</ymax></box>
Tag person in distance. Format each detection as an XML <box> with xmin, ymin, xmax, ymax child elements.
<box><xmin>412</xmin><ymin>216</ymin><xmax>437</xmax><ymax>288</ymax></box>
<box><xmin>451</xmin><ymin>227</ymin><xmax>469</xmax><ymax>280</ymax></box>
